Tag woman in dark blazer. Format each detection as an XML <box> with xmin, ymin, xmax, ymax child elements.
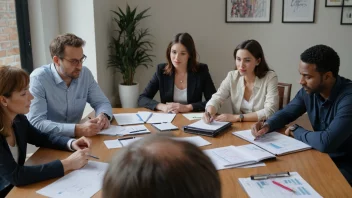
<box><xmin>138</xmin><ymin>33</ymin><xmax>216</xmax><ymax>113</ymax></box>
<box><xmin>0</xmin><ymin>66</ymin><xmax>91</xmax><ymax>197</ymax></box>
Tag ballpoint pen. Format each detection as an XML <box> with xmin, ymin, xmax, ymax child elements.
<box><xmin>118</xmin><ymin>136</ymin><xmax>135</xmax><ymax>147</ymax></box>
<box><xmin>129</xmin><ymin>129</ymin><xmax>147</xmax><ymax>133</ymax></box>
<box><xmin>206</xmin><ymin>111</ymin><xmax>213</xmax><ymax>124</ymax></box>
<box><xmin>272</xmin><ymin>180</ymin><xmax>296</xmax><ymax>193</ymax></box>
<box><xmin>73</xmin><ymin>149</ymin><xmax>99</xmax><ymax>160</ymax></box>
<box><xmin>254</xmin><ymin>118</ymin><xmax>266</xmax><ymax>141</ymax></box>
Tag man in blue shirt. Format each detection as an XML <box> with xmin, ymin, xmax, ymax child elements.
<box><xmin>251</xmin><ymin>45</ymin><xmax>352</xmax><ymax>185</ymax></box>
<box><xmin>27</xmin><ymin>33</ymin><xmax>113</xmax><ymax>137</ymax></box>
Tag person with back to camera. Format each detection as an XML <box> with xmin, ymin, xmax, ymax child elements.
<box><xmin>203</xmin><ymin>39</ymin><xmax>279</xmax><ymax>123</ymax></box>
<box><xmin>138</xmin><ymin>32</ymin><xmax>217</xmax><ymax>113</ymax></box>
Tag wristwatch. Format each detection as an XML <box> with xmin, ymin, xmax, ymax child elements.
<box><xmin>239</xmin><ymin>114</ymin><xmax>244</xmax><ymax>122</ymax></box>
<box><xmin>288</xmin><ymin>124</ymin><xmax>299</xmax><ymax>131</ymax></box>
<box><xmin>103</xmin><ymin>113</ymin><xmax>112</xmax><ymax>121</ymax></box>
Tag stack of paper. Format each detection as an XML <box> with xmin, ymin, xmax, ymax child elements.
<box><xmin>98</xmin><ymin>125</ymin><xmax>150</xmax><ymax>136</ymax></box>
<box><xmin>37</xmin><ymin>161</ymin><xmax>108</xmax><ymax>198</ymax></box>
<box><xmin>233</xmin><ymin>130</ymin><xmax>311</xmax><ymax>155</ymax></box>
<box><xmin>151</xmin><ymin>123</ymin><xmax>178</xmax><ymax>131</ymax></box>
<box><xmin>238</xmin><ymin>172</ymin><xmax>322</xmax><ymax>198</ymax></box>
<box><xmin>183</xmin><ymin>120</ymin><xmax>232</xmax><ymax>137</ymax></box>
<box><xmin>204</xmin><ymin>144</ymin><xmax>275</xmax><ymax>170</ymax></box>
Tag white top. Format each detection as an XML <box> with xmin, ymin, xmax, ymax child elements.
<box><xmin>173</xmin><ymin>85</ymin><xmax>187</xmax><ymax>104</ymax></box>
<box><xmin>206</xmin><ymin>70</ymin><xmax>279</xmax><ymax>120</ymax></box>
<box><xmin>240</xmin><ymin>99</ymin><xmax>254</xmax><ymax>114</ymax></box>
<box><xmin>8</xmin><ymin>143</ymin><xmax>19</xmax><ymax>163</ymax></box>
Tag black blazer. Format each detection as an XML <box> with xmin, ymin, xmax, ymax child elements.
<box><xmin>138</xmin><ymin>63</ymin><xmax>216</xmax><ymax>112</ymax></box>
<box><xmin>0</xmin><ymin>115</ymin><xmax>70</xmax><ymax>195</ymax></box>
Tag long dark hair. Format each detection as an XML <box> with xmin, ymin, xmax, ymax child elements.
<box><xmin>233</xmin><ymin>39</ymin><xmax>271</xmax><ymax>78</ymax></box>
<box><xmin>0</xmin><ymin>66</ymin><xmax>29</xmax><ymax>137</ymax></box>
<box><xmin>164</xmin><ymin>33</ymin><xmax>198</xmax><ymax>75</ymax></box>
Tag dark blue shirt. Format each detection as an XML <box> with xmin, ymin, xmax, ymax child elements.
<box><xmin>266</xmin><ymin>76</ymin><xmax>352</xmax><ymax>162</ymax></box>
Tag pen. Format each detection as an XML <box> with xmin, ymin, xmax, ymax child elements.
<box><xmin>250</xmin><ymin>172</ymin><xmax>291</xmax><ymax>180</ymax></box>
<box><xmin>129</xmin><ymin>129</ymin><xmax>147</xmax><ymax>133</ymax></box>
<box><xmin>117</xmin><ymin>136</ymin><xmax>135</xmax><ymax>147</ymax></box>
<box><xmin>254</xmin><ymin>118</ymin><xmax>266</xmax><ymax>141</ymax></box>
<box><xmin>136</xmin><ymin>114</ymin><xmax>144</xmax><ymax>122</ymax></box>
<box><xmin>206</xmin><ymin>111</ymin><xmax>213</xmax><ymax>124</ymax></box>
<box><xmin>272</xmin><ymin>180</ymin><xmax>296</xmax><ymax>193</ymax></box>
<box><xmin>88</xmin><ymin>154</ymin><xmax>99</xmax><ymax>160</ymax></box>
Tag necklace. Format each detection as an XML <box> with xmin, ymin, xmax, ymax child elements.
<box><xmin>177</xmin><ymin>72</ymin><xmax>187</xmax><ymax>83</ymax></box>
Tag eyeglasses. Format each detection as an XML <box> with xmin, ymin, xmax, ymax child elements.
<box><xmin>61</xmin><ymin>55</ymin><xmax>87</xmax><ymax>66</ymax></box>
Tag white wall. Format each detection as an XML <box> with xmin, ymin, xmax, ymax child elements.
<box><xmin>122</xmin><ymin>0</ymin><xmax>352</xmax><ymax>113</ymax></box>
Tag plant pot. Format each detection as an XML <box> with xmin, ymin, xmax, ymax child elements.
<box><xmin>118</xmin><ymin>83</ymin><xmax>139</xmax><ymax>108</ymax></box>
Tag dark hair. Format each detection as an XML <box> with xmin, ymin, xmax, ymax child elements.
<box><xmin>49</xmin><ymin>33</ymin><xmax>86</xmax><ymax>59</ymax></box>
<box><xmin>164</xmin><ymin>33</ymin><xmax>198</xmax><ymax>75</ymax></box>
<box><xmin>102</xmin><ymin>135</ymin><xmax>221</xmax><ymax>198</ymax></box>
<box><xmin>233</xmin><ymin>39</ymin><xmax>271</xmax><ymax>78</ymax></box>
<box><xmin>0</xmin><ymin>66</ymin><xmax>29</xmax><ymax>137</ymax></box>
<box><xmin>300</xmin><ymin>44</ymin><xmax>340</xmax><ymax>78</ymax></box>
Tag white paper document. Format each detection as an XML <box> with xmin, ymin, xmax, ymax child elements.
<box><xmin>98</xmin><ymin>125</ymin><xmax>150</xmax><ymax>136</ymax></box>
<box><xmin>152</xmin><ymin>123</ymin><xmax>178</xmax><ymax>131</ymax></box>
<box><xmin>136</xmin><ymin>111</ymin><xmax>152</xmax><ymax>122</ymax></box>
<box><xmin>36</xmin><ymin>161</ymin><xmax>108</xmax><ymax>198</ymax></box>
<box><xmin>233</xmin><ymin>130</ymin><xmax>312</xmax><ymax>155</ymax></box>
<box><xmin>238</xmin><ymin>172</ymin><xmax>322</xmax><ymax>198</ymax></box>
<box><xmin>172</xmin><ymin>136</ymin><xmax>211</xmax><ymax>147</ymax></box>
<box><xmin>182</xmin><ymin>113</ymin><xmax>204</xmax><ymax>120</ymax></box>
<box><xmin>114</xmin><ymin>113</ymin><xmax>144</xmax><ymax>125</ymax></box>
<box><xmin>204</xmin><ymin>144</ymin><xmax>275</xmax><ymax>170</ymax></box>
<box><xmin>104</xmin><ymin>137</ymin><xmax>142</xmax><ymax>149</ymax></box>
<box><xmin>187</xmin><ymin>120</ymin><xmax>230</xmax><ymax>131</ymax></box>
<box><xmin>146</xmin><ymin>113</ymin><xmax>176</xmax><ymax>123</ymax></box>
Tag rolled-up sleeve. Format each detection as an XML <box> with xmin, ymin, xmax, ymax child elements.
<box><xmin>255</xmin><ymin>72</ymin><xmax>279</xmax><ymax>120</ymax></box>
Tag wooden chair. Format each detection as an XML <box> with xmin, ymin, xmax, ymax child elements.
<box><xmin>278</xmin><ymin>82</ymin><xmax>292</xmax><ymax>110</ymax></box>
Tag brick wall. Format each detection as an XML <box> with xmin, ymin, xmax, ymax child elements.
<box><xmin>0</xmin><ymin>0</ymin><xmax>20</xmax><ymax>68</ymax></box>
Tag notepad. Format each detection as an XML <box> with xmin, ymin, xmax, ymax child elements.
<box><xmin>37</xmin><ymin>161</ymin><xmax>108</xmax><ymax>198</ymax></box>
<box><xmin>98</xmin><ymin>125</ymin><xmax>150</xmax><ymax>136</ymax></box>
<box><xmin>172</xmin><ymin>136</ymin><xmax>211</xmax><ymax>147</ymax></box>
<box><xmin>204</xmin><ymin>144</ymin><xmax>275</xmax><ymax>170</ymax></box>
<box><xmin>183</xmin><ymin>120</ymin><xmax>232</xmax><ymax>137</ymax></box>
<box><xmin>233</xmin><ymin>130</ymin><xmax>312</xmax><ymax>156</ymax></box>
<box><xmin>114</xmin><ymin>113</ymin><xmax>144</xmax><ymax>125</ymax></box>
<box><xmin>104</xmin><ymin>137</ymin><xmax>142</xmax><ymax>149</ymax></box>
<box><xmin>152</xmin><ymin>123</ymin><xmax>178</xmax><ymax>131</ymax></box>
<box><xmin>182</xmin><ymin>113</ymin><xmax>204</xmax><ymax>120</ymax></box>
<box><xmin>238</xmin><ymin>172</ymin><xmax>322</xmax><ymax>198</ymax></box>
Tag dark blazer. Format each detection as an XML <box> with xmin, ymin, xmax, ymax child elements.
<box><xmin>138</xmin><ymin>63</ymin><xmax>216</xmax><ymax>112</ymax></box>
<box><xmin>0</xmin><ymin>115</ymin><xmax>71</xmax><ymax>195</ymax></box>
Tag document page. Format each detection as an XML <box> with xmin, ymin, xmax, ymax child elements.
<box><xmin>98</xmin><ymin>125</ymin><xmax>150</xmax><ymax>136</ymax></box>
<box><xmin>172</xmin><ymin>136</ymin><xmax>211</xmax><ymax>147</ymax></box>
<box><xmin>114</xmin><ymin>113</ymin><xmax>144</xmax><ymax>125</ymax></box>
<box><xmin>233</xmin><ymin>130</ymin><xmax>311</xmax><ymax>155</ymax></box>
<box><xmin>187</xmin><ymin>120</ymin><xmax>230</xmax><ymax>131</ymax></box>
<box><xmin>136</xmin><ymin>111</ymin><xmax>152</xmax><ymax>122</ymax></box>
<box><xmin>37</xmin><ymin>161</ymin><xmax>108</xmax><ymax>198</ymax></box>
<box><xmin>104</xmin><ymin>137</ymin><xmax>142</xmax><ymax>149</ymax></box>
<box><xmin>238</xmin><ymin>172</ymin><xmax>322</xmax><ymax>198</ymax></box>
<box><xmin>236</xmin><ymin>144</ymin><xmax>275</xmax><ymax>161</ymax></box>
<box><xmin>146</xmin><ymin>113</ymin><xmax>176</xmax><ymax>123</ymax></box>
<box><xmin>182</xmin><ymin>113</ymin><xmax>204</xmax><ymax>120</ymax></box>
<box><xmin>152</xmin><ymin>123</ymin><xmax>178</xmax><ymax>131</ymax></box>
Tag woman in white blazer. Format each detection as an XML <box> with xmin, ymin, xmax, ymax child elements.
<box><xmin>203</xmin><ymin>40</ymin><xmax>279</xmax><ymax>123</ymax></box>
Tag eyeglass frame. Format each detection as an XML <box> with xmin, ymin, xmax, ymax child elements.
<box><xmin>59</xmin><ymin>54</ymin><xmax>87</xmax><ymax>66</ymax></box>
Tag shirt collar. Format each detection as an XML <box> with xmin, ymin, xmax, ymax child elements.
<box><xmin>50</xmin><ymin>63</ymin><xmax>64</xmax><ymax>85</ymax></box>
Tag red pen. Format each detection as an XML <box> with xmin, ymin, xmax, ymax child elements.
<box><xmin>272</xmin><ymin>181</ymin><xmax>296</xmax><ymax>193</ymax></box>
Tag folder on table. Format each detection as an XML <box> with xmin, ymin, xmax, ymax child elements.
<box><xmin>151</xmin><ymin>123</ymin><xmax>178</xmax><ymax>131</ymax></box>
<box><xmin>183</xmin><ymin>120</ymin><xmax>231</xmax><ymax>137</ymax></box>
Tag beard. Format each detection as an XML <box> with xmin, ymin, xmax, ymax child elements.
<box><xmin>303</xmin><ymin>76</ymin><xmax>325</xmax><ymax>95</ymax></box>
<box><xmin>67</xmin><ymin>69</ymin><xmax>81</xmax><ymax>79</ymax></box>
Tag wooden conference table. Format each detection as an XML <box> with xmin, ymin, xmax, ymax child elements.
<box><xmin>8</xmin><ymin>108</ymin><xmax>352</xmax><ymax>198</ymax></box>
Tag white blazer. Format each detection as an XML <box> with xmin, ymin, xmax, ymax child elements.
<box><xmin>206</xmin><ymin>70</ymin><xmax>279</xmax><ymax>120</ymax></box>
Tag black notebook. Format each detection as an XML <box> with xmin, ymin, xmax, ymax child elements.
<box><xmin>183</xmin><ymin>120</ymin><xmax>232</xmax><ymax>137</ymax></box>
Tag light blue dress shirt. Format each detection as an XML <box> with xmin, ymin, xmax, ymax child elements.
<box><xmin>27</xmin><ymin>64</ymin><xmax>113</xmax><ymax>137</ymax></box>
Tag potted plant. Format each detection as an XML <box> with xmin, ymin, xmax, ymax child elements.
<box><xmin>108</xmin><ymin>5</ymin><xmax>154</xmax><ymax>108</ymax></box>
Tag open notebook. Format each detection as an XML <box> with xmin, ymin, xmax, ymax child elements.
<box><xmin>204</xmin><ymin>144</ymin><xmax>275</xmax><ymax>170</ymax></box>
<box><xmin>98</xmin><ymin>125</ymin><xmax>150</xmax><ymax>136</ymax></box>
<box><xmin>233</xmin><ymin>130</ymin><xmax>311</xmax><ymax>156</ymax></box>
<box><xmin>114</xmin><ymin>112</ymin><xmax>176</xmax><ymax>125</ymax></box>
<box><xmin>183</xmin><ymin>120</ymin><xmax>231</xmax><ymax>137</ymax></box>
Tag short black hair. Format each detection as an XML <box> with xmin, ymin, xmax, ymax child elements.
<box><xmin>102</xmin><ymin>135</ymin><xmax>221</xmax><ymax>198</ymax></box>
<box><xmin>300</xmin><ymin>44</ymin><xmax>340</xmax><ymax>78</ymax></box>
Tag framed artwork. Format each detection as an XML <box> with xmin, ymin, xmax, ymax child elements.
<box><xmin>282</xmin><ymin>0</ymin><xmax>316</xmax><ymax>23</ymax></box>
<box><xmin>325</xmin><ymin>0</ymin><xmax>352</xmax><ymax>7</ymax></box>
<box><xmin>225</xmin><ymin>0</ymin><xmax>272</xmax><ymax>23</ymax></box>
<box><xmin>341</xmin><ymin>5</ymin><xmax>352</xmax><ymax>24</ymax></box>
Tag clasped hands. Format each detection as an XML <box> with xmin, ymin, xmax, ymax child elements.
<box><xmin>75</xmin><ymin>113</ymin><xmax>110</xmax><ymax>137</ymax></box>
<box><xmin>160</xmin><ymin>102</ymin><xmax>193</xmax><ymax>114</ymax></box>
